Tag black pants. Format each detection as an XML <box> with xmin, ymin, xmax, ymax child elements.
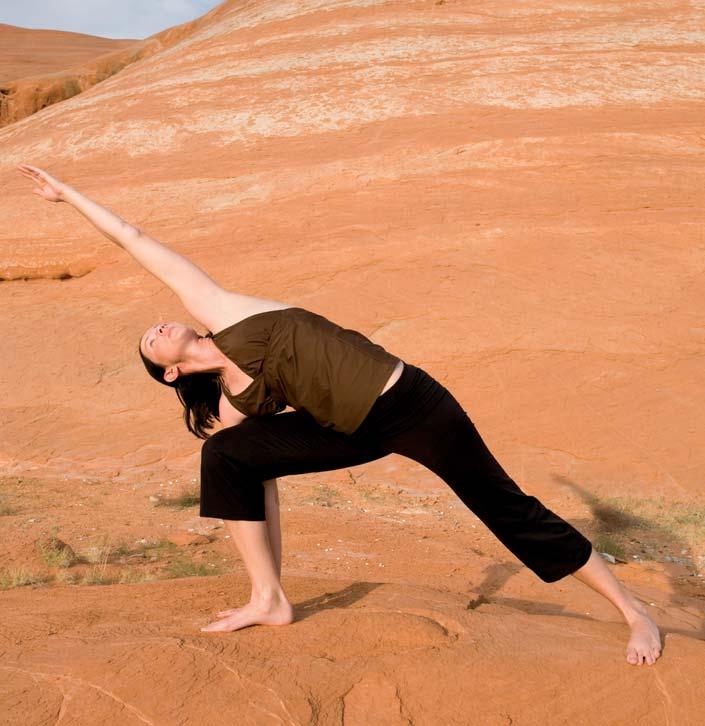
<box><xmin>200</xmin><ymin>362</ymin><xmax>593</xmax><ymax>582</ymax></box>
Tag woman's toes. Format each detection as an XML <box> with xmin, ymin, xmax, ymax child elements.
<box><xmin>627</xmin><ymin>648</ymin><xmax>638</xmax><ymax>665</ymax></box>
<box><xmin>201</xmin><ymin>620</ymin><xmax>227</xmax><ymax>632</ymax></box>
<box><xmin>217</xmin><ymin>609</ymin><xmax>239</xmax><ymax>617</ymax></box>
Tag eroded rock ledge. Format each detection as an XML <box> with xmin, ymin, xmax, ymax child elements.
<box><xmin>0</xmin><ymin>262</ymin><xmax>94</xmax><ymax>281</ymax></box>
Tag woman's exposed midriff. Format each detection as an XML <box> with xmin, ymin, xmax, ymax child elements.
<box><xmin>379</xmin><ymin>359</ymin><xmax>405</xmax><ymax>397</ymax></box>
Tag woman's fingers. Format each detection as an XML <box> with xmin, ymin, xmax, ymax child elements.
<box><xmin>16</xmin><ymin>164</ymin><xmax>66</xmax><ymax>202</ymax></box>
<box><xmin>17</xmin><ymin>164</ymin><xmax>40</xmax><ymax>177</ymax></box>
<box><xmin>17</xmin><ymin>166</ymin><xmax>41</xmax><ymax>182</ymax></box>
<box><xmin>17</xmin><ymin>164</ymin><xmax>53</xmax><ymax>184</ymax></box>
<box><xmin>16</xmin><ymin>165</ymin><xmax>63</xmax><ymax>201</ymax></box>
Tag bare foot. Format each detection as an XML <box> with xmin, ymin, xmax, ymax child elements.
<box><xmin>201</xmin><ymin>597</ymin><xmax>294</xmax><ymax>633</ymax></box>
<box><xmin>625</xmin><ymin>608</ymin><xmax>662</xmax><ymax>666</ymax></box>
<box><xmin>215</xmin><ymin>606</ymin><xmax>246</xmax><ymax>618</ymax></box>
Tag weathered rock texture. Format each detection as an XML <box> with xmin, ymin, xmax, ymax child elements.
<box><xmin>1</xmin><ymin>1</ymin><xmax>704</xmax><ymax>723</ymax></box>
<box><xmin>0</xmin><ymin>4</ymin><xmax>230</xmax><ymax>127</ymax></box>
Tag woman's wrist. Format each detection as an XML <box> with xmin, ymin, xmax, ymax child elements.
<box><xmin>58</xmin><ymin>184</ymin><xmax>79</xmax><ymax>204</ymax></box>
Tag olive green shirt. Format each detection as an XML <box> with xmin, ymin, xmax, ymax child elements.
<box><xmin>207</xmin><ymin>307</ymin><xmax>400</xmax><ymax>434</ymax></box>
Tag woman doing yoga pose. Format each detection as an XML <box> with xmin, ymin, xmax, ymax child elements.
<box><xmin>17</xmin><ymin>163</ymin><xmax>662</xmax><ymax>666</ymax></box>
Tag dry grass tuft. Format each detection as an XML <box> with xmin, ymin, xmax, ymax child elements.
<box><xmin>117</xmin><ymin>567</ymin><xmax>157</xmax><ymax>585</ymax></box>
<box><xmin>151</xmin><ymin>486</ymin><xmax>200</xmax><ymax>510</ymax></box>
<box><xmin>587</xmin><ymin>494</ymin><xmax>705</xmax><ymax>570</ymax></box>
<box><xmin>162</xmin><ymin>558</ymin><xmax>225</xmax><ymax>579</ymax></box>
<box><xmin>0</xmin><ymin>567</ymin><xmax>50</xmax><ymax>589</ymax></box>
<box><xmin>36</xmin><ymin>528</ymin><xmax>78</xmax><ymax>568</ymax></box>
<box><xmin>81</xmin><ymin>568</ymin><xmax>119</xmax><ymax>586</ymax></box>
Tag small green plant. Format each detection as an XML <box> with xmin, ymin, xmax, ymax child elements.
<box><xmin>118</xmin><ymin>567</ymin><xmax>156</xmax><ymax>585</ymax></box>
<box><xmin>162</xmin><ymin>558</ymin><xmax>223</xmax><ymax>579</ymax></box>
<box><xmin>137</xmin><ymin>539</ymin><xmax>179</xmax><ymax>557</ymax></box>
<box><xmin>593</xmin><ymin>533</ymin><xmax>626</xmax><ymax>561</ymax></box>
<box><xmin>55</xmin><ymin>570</ymin><xmax>78</xmax><ymax>585</ymax></box>
<box><xmin>152</xmin><ymin>488</ymin><xmax>200</xmax><ymax>510</ymax></box>
<box><xmin>301</xmin><ymin>483</ymin><xmax>341</xmax><ymax>508</ymax></box>
<box><xmin>316</xmin><ymin>484</ymin><xmax>340</xmax><ymax>507</ymax></box>
<box><xmin>673</xmin><ymin>506</ymin><xmax>705</xmax><ymax>527</ymax></box>
<box><xmin>0</xmin><ymin>567</ymin><xmax>50</xmax><ymax>589</ymax></box>
<box><xmin>81</xmin><ymin>567</ymin><xmax>118</xmax><ymax>586</ymax></box>
<box><xmin>79</xmin><ymin>536</ymin><xmax>139</xmax><ymax>565</ymax></box>
<box><xmin>358</xmin><ymin>485</ymin><xmax>385</xmax><ymax>503</ymax></box>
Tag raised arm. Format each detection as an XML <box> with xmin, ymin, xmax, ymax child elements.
<box><xmin>16</xmin><ymin>164</ymin><xmax>236</xmax><ymax>332</ymax></box>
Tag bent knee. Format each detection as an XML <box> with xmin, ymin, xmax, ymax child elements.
<box><xmin>201</xmin><ymin>426</ymin><xmax>253</xmax><ymax>462</ymax></box>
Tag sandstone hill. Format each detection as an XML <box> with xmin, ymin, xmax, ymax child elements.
<box><xmin>0</xmin><ymin>4</ymin><xmax>229</xmax><ymax>127</ymax></box>
<box><xmin>0</xmin><ymin>23</ymin><xmax>135</xmax><ymax>84</ymax></box>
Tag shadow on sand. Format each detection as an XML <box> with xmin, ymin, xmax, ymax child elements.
<box><xmin>462</xmin><ymin>473</ymin><xmax>704</xmax><ymax>643</ymax></box>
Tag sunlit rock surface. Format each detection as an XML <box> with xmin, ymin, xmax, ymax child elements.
<box><xmin>1</xmin><ymin>2</ymin><xmax>703</xmax><ymax>722</ymax></box>
<box><xmin>2</xmin><ymin>0</ymin><xmax>704</xmax><ymax>496</ymax></box>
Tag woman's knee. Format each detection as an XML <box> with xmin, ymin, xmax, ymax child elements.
<box><xmin>201</xmin><ymin>426</ymin><xmax>253</xmax><ymax>466</ymax></box>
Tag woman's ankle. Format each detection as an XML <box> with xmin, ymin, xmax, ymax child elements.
<box><xmin>621</xmin><ymin>595</ymin><xmax>648</xmax><ymax>624</ymax></box>
<box><xmin>250</xmin><ymin>584</ymin><xmax>289</xmax><ymax>607</ymax></box>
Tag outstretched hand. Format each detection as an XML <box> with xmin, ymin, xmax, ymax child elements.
<box><xmin>16</xmin><ymin>164</ymin><xmax>70</xmax><ymax>202</ymax></box>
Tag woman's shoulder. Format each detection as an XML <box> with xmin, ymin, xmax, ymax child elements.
<box><xmin>209</xmin><ymin>294</ymin><xmax>295</xmax><ymax>336</ymax></box>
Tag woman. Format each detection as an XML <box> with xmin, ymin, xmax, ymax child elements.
<box><xmin>17</xmin><ymin>163</ymin><xmax>662</xmax><ymax>666</ymax></box>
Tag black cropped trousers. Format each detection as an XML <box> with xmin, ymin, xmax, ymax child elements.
<box><xmin>200</xmin><ymin>362</ymin><xmax>593</xmax><ymax>583</ymax></box>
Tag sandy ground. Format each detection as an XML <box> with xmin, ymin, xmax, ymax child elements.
<box><xmin>1</xmin><ymin>0</ymin><xmax>704</xmax><ymax>723</ymax></box>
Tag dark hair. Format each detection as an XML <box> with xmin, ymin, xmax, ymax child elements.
<box><xmin>138</xmin><ymin>332</ymin><xmax>222</xmax><ymax>439</ymax></box>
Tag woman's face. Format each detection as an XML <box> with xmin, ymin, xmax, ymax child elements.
<box><xmin>139</xmin><ymin>322</ymin><xmax>199</xmax><ymax>367</ymax></box>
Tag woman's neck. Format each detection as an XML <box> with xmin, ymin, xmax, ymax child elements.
<box><xmin>178</xmin><ymin>337</ymin><xmax>231</xmax><ymax>377</ymax></box>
